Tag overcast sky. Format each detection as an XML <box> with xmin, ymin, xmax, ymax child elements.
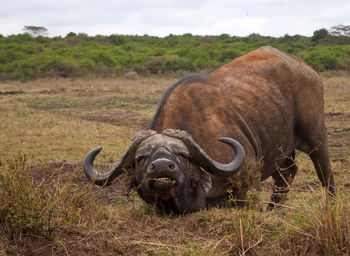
<box><xmin>1</xmin><ymin>0</ymin><xmax>349</xmax><ymax>37</ymax></box>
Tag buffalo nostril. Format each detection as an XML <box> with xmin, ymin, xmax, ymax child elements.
<box><xmin>169</xmin><ymin>162</ymin><xmax>175</xmax><ymax>169</ymax></box>
<box><xmin>151</xmin><ymin>158</ymin><xmax>176</xmax><ymax>171</ymax></box>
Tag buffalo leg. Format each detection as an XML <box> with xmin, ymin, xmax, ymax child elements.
<box><xmin>267</xmin><ymin>152</ymin><xmax>298</xmax><ymax>210</ymax></box>
<box><xmin>308</xmin><ymin>142</ymin><xmax>335</xmax><ymax>196</ymax></box>
<box><xmin>296</xmin><ymin>107</ymin><xmax>335</xmax><ymax>196</ymax></box>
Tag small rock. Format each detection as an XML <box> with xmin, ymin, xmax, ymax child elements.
<box><xmin>124</xmin><ymin>71</ymin><xmax>138</xmax><ymax>80</ymax></box>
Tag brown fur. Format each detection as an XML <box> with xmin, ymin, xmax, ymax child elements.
<box><xmin>151</xmin><ymin>46</ymin><xmax>334</xmax><ymax>204</ymax></box>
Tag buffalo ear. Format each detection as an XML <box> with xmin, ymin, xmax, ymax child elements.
<box><xmin>198</xmin><ymin>168</ymin><xmax>212</xmax><ymax>194</ymax></box>
<box><xmin>125</xmin><ymin>163</ymin><xmax>133</xmax><ymax>170</ymax></box>
<box><xmin>189</xmin><ymin>162</ymin><xmax>212</xmax><ymax>195</ymax></box>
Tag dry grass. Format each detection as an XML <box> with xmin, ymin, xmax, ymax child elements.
<box><xmin>0</xmin><ymin>77</ymin><xmax>178</xmax><ymax>163</ymax></box>
<box><xmin>0</xmin><ymin>74</ymin><xmax>349</xmax><ymax>255</ymax></box>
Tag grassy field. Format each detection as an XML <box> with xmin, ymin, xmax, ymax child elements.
<box><xmin>0</xmin><ymin>75</ymin><xmax>349</xmax><ymax>255</ymax></box>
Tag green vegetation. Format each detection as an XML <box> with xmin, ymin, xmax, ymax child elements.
<box><xmin>1</xmin><ymin>26</ymin><xmax>350</xmax><ymax>81</ymax></box>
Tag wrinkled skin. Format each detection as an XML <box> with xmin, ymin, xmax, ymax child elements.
<box><xmin>134</xmin><ymin>134</ymin><xmax>211</xmax><ymax>213</ymax></box>
<box><xmin>83</xmin><ymin>46</ymin><xmax>335</xmax><ymax>213</ymax></box>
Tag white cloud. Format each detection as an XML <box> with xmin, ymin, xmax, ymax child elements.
<box><xmin>0</xmin><ymin>0</ymin><xmax>349</xmax><ymax>37</ymax></box>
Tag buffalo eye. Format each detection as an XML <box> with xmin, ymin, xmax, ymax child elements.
<box><xmin>176</xmin><ymin>152</ymin><xmax>189</xmax><ymax>160</ymax></box>
<box><xmin>135</xmin><ymin>155</ymin><xmax>148</xmax><ymax>165</ymax></box>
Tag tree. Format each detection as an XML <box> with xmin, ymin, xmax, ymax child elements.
<box><xmin>312</xmin><ymin>28</ymin><xmax>329</xmax><ymax>42</ymax></box>
<box><xmin>329</xmin><ymin>24</ymin><xmax>350</xmax><ymax>37</ymax></box>
<box><xmin>218</xmin><ymin>33</ymin><xmax>230</xmax><ymax>40</ymax></box>
<box><xmin>23</xmin><ymin>26</ymin><xmax>48</xmax><ymax>37</ymax></box>
<box><xmin>199</xmin><ymin>35</ymin><xmax>215</xmax><ymax>44</ymax></box>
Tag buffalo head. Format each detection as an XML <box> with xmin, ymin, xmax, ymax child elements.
<box><xmin>83</xmin><ymin>129</ymin><xmax>245</xmax><ymax>213</ymax></box>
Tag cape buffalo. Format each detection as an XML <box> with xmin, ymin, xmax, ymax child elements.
<box><xmin>83</xmin><ymin>46</ymin><xmax>335</xmax><ymax>213</ymax></box>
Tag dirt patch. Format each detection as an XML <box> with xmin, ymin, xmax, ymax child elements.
<box><xmin>80</xmin><ymin>110</ymin><xmax>152</xmax><ymax>129</ymax></box>
<box><xmin>21</xmin><ymin>91</ymin><xmax>157</xmax><ymax>129</ymax></box>
<box><xmin>12</xmin><ymin>236</ymin><xmax>53</xmax><ymax>256</ymax></box>
<box><xmin>37</xmin><ymin>89</ymin><xmax>59</xmax><ymax>94</ymax></box>
<box><xmin>28</xmin><ymin>160</ymin><xmax>131</xmax><ymax>203</ymax></box>
<box><xmin>0</xmin><ymin>90</ymin><xmax>25</xmax><ymax>95</ymax></box>
<box><xmin>325</xmin><ymin>112</ymin><xmax>346</xmax><ymax>117</ymax></box>
<box><xmin>328</xmin><ymin>129</ymin><xmax>350</xmax><ymax>146</ymax></box>
<box><xmin>9</xmin><ymin>222</ymin><xmax>124</xmax><ymax>256</ymax></box>
<box><xmin>325</xmin><ymin>110</ymin><xmax>350</xmax><ymax>167</ymax></box>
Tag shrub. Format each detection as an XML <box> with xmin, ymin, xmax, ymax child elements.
<box><xmin>218</xmin><ymin>48</ymin><xmax>241</xmax><ymax>62</ymax></box>
<box><xmin>199</xmin><ymin>35</ymin><xmax>215</xmax><ymax>44</ymax></box>
<box><xmin>10</xmin><ymin>59</ymin><xmax>38</xmax><ymax>80</ymax></box>
<box><xmin>1</xmin><ymin>32</ymin><xmax>350</xmax><ymax>81</ymax></box>
<box><xmin>305</xmin><ymin>48</ymin><xmax>339</xmax><ymax>71</ymax></box>
<box><xmin>0</xmin><ymin>155</ymin><xmax>103</xmax><ymax>243</ymax></box>
<box><xmin>164</xmin><ymin>56</ymin><xmax>195</xmax><ymax>71</ymax></box>
<box><xmin>146</xmin><ymin>57</ymin><xmax>164</xmax><ymax>74</ymax></box>
<box><xmin>312</xmin><ymin>28</ymin><xmax>329</xmax><ymax>42</ymax></box>
<box><xmin>124</xmin><ymin>71</ymin><xmax>138</xmax><ymax>79</ymax></box>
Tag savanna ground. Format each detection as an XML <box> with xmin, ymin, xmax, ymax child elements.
<box><xmin>0</xmin><ymin>74</ymin><xmax>349</xmax><ymax>255</ymax></box>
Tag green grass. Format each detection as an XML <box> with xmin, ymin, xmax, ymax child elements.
<box><xmin>0</xmin><ymin>75</ymin><xmax>349</xmax><ymax>255</ymax></box>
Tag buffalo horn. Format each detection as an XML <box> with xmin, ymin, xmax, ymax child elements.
<box><xmin>83</xmin><ymin>130</ymin><xmax>157</xmax><ymax>186</ymax></box>
<box><xmin>162</xmin><ymin>129</ymin><xmax>245</xmax><ymax>177</ymax></box>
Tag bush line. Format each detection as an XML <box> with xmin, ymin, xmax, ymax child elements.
<box><xmin>1</xmin><ymin>33</ymin><xmax>350</xmax><ymax>81</ymax></box>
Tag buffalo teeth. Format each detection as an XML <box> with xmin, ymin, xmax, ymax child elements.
<box><xmin>152</xmin><ymin>177</ymin><xmax>177</xmax><ymax>185</ymax></box>
<box><xmin>156</xmin><ymin>177</ymin><xmax>171</xmax><ymax>182</ymax></box>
